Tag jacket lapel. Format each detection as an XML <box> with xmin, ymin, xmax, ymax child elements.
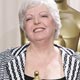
<box><xmin>6</xmin><ymin>44</ymin><xmax>27</xmax><ymax>80</ymax></box>
<box><xmin>61</xmin><ymin>47</ymin><xmax>80</xmax><ymax>80</ymax></box>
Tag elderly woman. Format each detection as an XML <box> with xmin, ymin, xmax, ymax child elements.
<box><xmin>0</xmin><ymin>0</ymin><xmax>80</xmax><ymax>80</ymax></box>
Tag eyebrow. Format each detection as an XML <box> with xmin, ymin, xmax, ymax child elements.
<box><xmin>39</xmin><ymin>11</ymin><xmax>49</xmax><ymax>14</ymax></box>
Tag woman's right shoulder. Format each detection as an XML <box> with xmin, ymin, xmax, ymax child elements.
<box><xmin>0</xmin><ymin>44</ymin><xmax>29</xmax><ymax>62</ymax></box>
<box><xmin>0</xmin><ymin>47</ymin><xmax>19</xmax><ymax>56</ymax></box>
<box><xmin>0</xmin><ymin>48</ymin><xmax>13</xmax><ymax>56</ymax></box>
<box><xmin>0</xmin><ymin>46</ymin><xmax>21</xmax><ymax>62</ymax></box>
<box><xmin>0</xmin><ymin>48</ymin><xmax>15</xmax><ymax>62</ymax></box>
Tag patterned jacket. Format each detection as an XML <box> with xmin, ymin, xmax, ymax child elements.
<box><xmin>0</xmin><ymin>44</ymin><xmax>80</xmax><ymax>80</ymax></box>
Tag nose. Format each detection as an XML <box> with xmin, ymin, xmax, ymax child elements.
<box><xmin>33</xmin><ymin>16</ymin><xmax>41</xmax><ymax>25</ymax></box>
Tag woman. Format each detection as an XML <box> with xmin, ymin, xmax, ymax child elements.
<box><xmin>0</xmin><ymin>0</ymin><xmax>80</xmax><ymax>80</ymax></box>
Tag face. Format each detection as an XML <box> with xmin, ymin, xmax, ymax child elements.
<box><xmin>23</xmin><ymin>5</ymin><xmax>56</xmax><ymax>42</ymax></box>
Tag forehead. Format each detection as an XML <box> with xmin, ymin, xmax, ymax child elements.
<box><xmin>26</xmin><ymin>5</ymin><xmax>49</xmax><ymax>14</ymax></box>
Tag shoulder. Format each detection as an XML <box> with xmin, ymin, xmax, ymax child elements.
<box><xmin>0</xmin><ymin>44</ymin><xmax>29</xmax><ymax>63</ymax></box>
<box><xmin>0</xmin><ymin>49</ymin><xmax>15</xmax><ymax>64</ymax></box>
<box><xmin>0</xmin><ymin>46</ymin><xmax>21</xmax><ymax>63</ymax></box>
<box><xmin>61</xmin><ymin>46</ymin><xmax>80</xmax><ymax>60</ymax></box>
<box><xmin>55</xmin><ymin>44</ymin><xmax>80</xmax><ymax>60</ymax></box>
<box><xmin>55</xmin><ymin>44</ymin><xmax>75</xmax><ymax>55</ymax></box>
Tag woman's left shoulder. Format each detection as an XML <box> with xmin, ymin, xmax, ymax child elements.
<box><xmin>55</xmin><ymin>44</ymin><xmax>75</xmax><ymax>55</ymax></box>
<box><xmin>62</xmin><ymin>47</ymin><xmax>80</xmax><ymax>61</ymax></box>
<box><xmin>56</xmin><ymin>44</ymin><xmax>80</xmax><ymax>60</ymax></box>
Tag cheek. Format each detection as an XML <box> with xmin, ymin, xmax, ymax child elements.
<box><xmin>23</xmin><ymin>26</ymin><xmax>30</xmax><ymax>36</ymax></box>
<box><xmin>25</xmin><ymin>27</ymin><xmax>32</xmax><ymax>34</ymax></box>
<box><xmin>24</xmin><ymin>22</ymin><xmax>32</xmax><ymax>31</ymax></box>
<box><xmin>48</xmin><ymin>20</ymin><xmax>56</xmax><ymax>30</ymax></box>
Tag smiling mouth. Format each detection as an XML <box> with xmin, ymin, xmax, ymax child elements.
<box><xmin>33</xmin><ymin>27</ymin><xmax>45</xmax><ymax>33</ymax></box>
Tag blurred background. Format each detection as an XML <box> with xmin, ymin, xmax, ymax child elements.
<box><xmin>0</xmin><ymin>0</ymin><xmax>80</xmax><ymax>52</ymax></box>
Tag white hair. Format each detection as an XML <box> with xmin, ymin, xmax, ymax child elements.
<box><xmin>19</xmin><ymin>0</ymin><xmax>62</xmax><ymax>39</ymax></box>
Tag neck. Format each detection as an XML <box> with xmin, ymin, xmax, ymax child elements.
<box><xmin>55</xmin><ymin>0</ymin><xmax>68</xmax><ymax>10</ymax></box>
<box><xmin>28</xmin><ymin>40</ymin><xmax>54</xmax><ymax>55</ymax></box>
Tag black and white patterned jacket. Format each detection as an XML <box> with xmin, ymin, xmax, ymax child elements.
<box><xmin>0</xmin><ymin>44</ymin><xmax>80</xmax><ymax>80</ymax></box>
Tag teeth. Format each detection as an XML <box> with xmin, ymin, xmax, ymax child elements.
<box><xmin>33</xmin><ymin>28</ymin><xmax>45</xmax><ymax>32</ymax></box>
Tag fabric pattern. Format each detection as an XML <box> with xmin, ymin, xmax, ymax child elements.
<box><xmin>0</xmin><ymin>44</ymin><xmax>80</xmax><ymax>80</ymax></box>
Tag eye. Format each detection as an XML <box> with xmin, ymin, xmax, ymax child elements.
<box><xmin>25</xmin><ymin>14</ymin><xmax>33</xmax><ymax>21</ymax></box>
<box><xmin>26</xmin><ymin>17</ymin><xmax>32</xmax><ymax>21</ymax></box>
<box><xmin>41</xmin><ymin>15</ymin><xmax>48</xmax><ymax>18</ymax></box>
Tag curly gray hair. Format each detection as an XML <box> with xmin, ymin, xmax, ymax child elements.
<box><xmin>19</xmin><ymin>0</ymin><xmax>62</xmax><ymax>39</ymax></box>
